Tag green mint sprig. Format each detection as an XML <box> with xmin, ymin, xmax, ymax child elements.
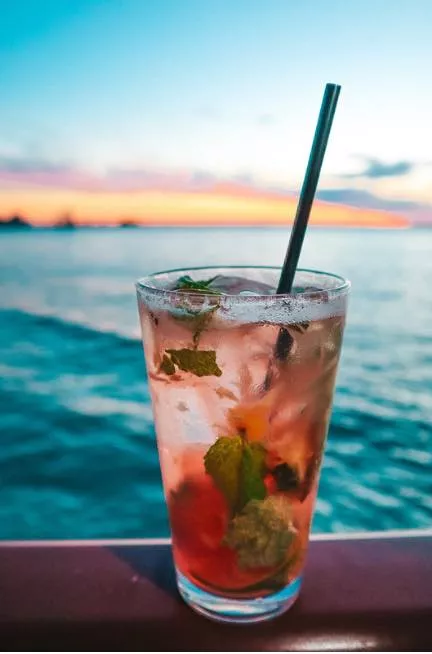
<box><xmin>223</xmin><ymin>495</ymin><xmax>296</xmax><ymax>569</ymax></box>
<box><xmin>159</xmin><ymin>348</ymin><xmax>222</xmax><ymax>377</ymax></box>
<box><xmin>174</xmin><ymin>275</ymin><xmax>221</xmax><ymax>295</ymax></box>
<box><xmin>204</xmin><ymin>436</ymin><xmax>266</xmax><ymax>514</ymax></box>
<box><xmin>172</xmin><ymin>275</ymin><xmax>222</xmax><ymax>346</ymax></box>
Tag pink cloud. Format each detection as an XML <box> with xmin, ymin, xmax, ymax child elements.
<box><xmin>0</xmin><ymin>156</ymin><xmax>275</xmax><ymax>197</ymax></box>
<box><xmin>0</xmin><ymin>156</ymin><xmax>227</xmax><ymax>193</ymax></box>
<box><xmin>0</xmin><ymin>154</ymin><xmax>429</xmax><ymax>224</ymax></box>
<box><xmin>0</xmin><ymin>168</ymin><xmax>103</xmax><ymax>192</ymax></box>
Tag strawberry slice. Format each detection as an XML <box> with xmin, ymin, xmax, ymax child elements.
<box><xmin>169</xmin><ymin>475</ymin><xmax>228</xmax><ymax>560</ymax></box>
<box><xmin>169</xmin><ymin>474</ymin><xmax>276</xmax><ymax>592</ymax></box>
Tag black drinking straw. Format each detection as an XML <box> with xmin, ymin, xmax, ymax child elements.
<box><xmin>268</xmin><ymin>83</ymin><xmax>341</xmax><ymax>378</ymax></box>
<box><xmin>277</xmin><ymin>83</ymin><xmax>341</xmax><ymax>295</ymax></box>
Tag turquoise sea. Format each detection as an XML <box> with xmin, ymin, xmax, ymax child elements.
<box><xmin>0</xmin><ymin>227</ymin><xmax>431</xmax><ymax>539</ymax></box>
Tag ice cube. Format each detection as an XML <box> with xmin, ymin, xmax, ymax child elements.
<box><xmin>211</xmin><ymin>275</ymin><xmax>275</xmax><ymax>296</ymax></box>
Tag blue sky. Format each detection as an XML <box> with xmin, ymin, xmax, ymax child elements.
<box><xmin>1</xmin><ymin>0</ymin><xmax>432</xmax><ymax>223</ymax></box>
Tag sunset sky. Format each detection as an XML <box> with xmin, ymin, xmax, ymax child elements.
<box><xmin>1</xmin><ymin>0</ymin><xmax>431</xmax><ymax>227</ymax></box>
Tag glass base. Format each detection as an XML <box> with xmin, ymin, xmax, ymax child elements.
<box><xmin>176</xmin><ymin>571</ymin><xmax>302</xmax><ymax>624</ymax></box>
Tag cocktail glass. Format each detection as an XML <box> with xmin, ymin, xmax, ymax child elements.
<box><xmin>136</xmin><ymin>266</ymin><xmax>350</xmax><ymax>623</ymax></box>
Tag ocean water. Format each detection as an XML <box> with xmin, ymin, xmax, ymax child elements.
<box><xmin>0</xmin><ymin>227</ymin><xmax>431</xmax><ymax>540</ymax></box>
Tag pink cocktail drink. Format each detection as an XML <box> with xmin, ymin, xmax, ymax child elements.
<box><xmin>136</xmin><ymin>267</ymin><xmax>350</xmax><ymax>622</ymax></box>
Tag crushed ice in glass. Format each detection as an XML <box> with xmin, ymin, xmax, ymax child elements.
<box><xmin>210</xmin><ymin>275</ymin><xmax>275</xmax><ymax>295</ymax></box>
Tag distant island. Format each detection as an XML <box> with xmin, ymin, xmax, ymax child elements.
<box><xmin>0</xmin><ymin>214</ymin><xmax>143</xmax><ymax>229</ymax></box>
<box><xmin>0</xmin><ymin>215</ymin><xmax>33</xmax><ymax>229</ymax></box>
<box><xmin>0</xmin><ymin>212</ymin><xmax>430</xmax><ymax>230</ymax></box>
<box><xmin>0</xmin><ymin>213</ymin><xmax>79</xmax><ymax>229</ymax></box>
<box><xmin>54</xmin><ymin>213</ymin><xmax>76</xmax><ymax>229</ymax></box>
<box><xmin>119</xmin><ymin>220</ymin><xmax>139</xmax><ymax>228</ymax></box>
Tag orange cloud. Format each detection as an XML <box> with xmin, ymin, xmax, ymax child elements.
<box><xmin>0</xmin><ymin>186</ymin><xmax>408</xmax><ymax>228</ymax></box>
<box><xmin>0</xmin><ymin>157</ymin><xmax>409</xmax><ymax>227</ymax></box>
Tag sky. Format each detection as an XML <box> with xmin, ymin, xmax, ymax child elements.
<box><xmin>1</xmin><ymin>0</ymin><xmax>431</xmax><ymax>226</ymax></box>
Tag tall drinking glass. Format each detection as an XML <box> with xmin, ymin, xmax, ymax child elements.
<box><xmin>136</xmin><ymin>266</ymin><xmax>350</xmax><ymax>623</ymax></box>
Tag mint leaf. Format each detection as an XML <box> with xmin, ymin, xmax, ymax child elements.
<box><xmin>174</xmin><ymin>275</ymin><xmax>221</xmax><ymax>295</ymax></box>
<box><xmin>240</xmin><ymin>443</ymin><xmax>267</xmax><ymax>508</ymax></box>
<box><xmin>159</xmin><ymin>354</ymin><xmax>175</xmax><ymax>375</ymax></box>
<box><xmin>204</xmin><ymin>437</ymin><xmax>267</xmax><ymax>513</ymax></box>
<box><xmin>165</xmin><ymin>348</ymin><xmax>222</xmax><ymax>377</ymax></box>
<box><xmin>204</xmin><ymin>436</ymin><xmax>244</xmax><ymax>510</ymax></box>
<box><xmin>223</xmin><ymin>496</ymin><xmax>295</xmax><ymax>569</ymax></box>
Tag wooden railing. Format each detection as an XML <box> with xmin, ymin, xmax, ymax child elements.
<box><xmin>1</xmin><ymin>530</ymin><xmax>431</xmax><ymax>651</ymax></box>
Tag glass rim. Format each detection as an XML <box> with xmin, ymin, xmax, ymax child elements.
<box><xmin>135</xmin><ymin>266</ymin><xmax>351</xmax><ymax>301</ymax></box>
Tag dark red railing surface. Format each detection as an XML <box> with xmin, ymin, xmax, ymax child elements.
<box><xmin>1</xmin><ymin>533</ymin><xmax>431</xmax><ymax>651</ymax></box>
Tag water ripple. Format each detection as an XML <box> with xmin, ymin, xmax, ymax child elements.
<box><xmin>1</xmin><ymin>228</ymin><xmax>431</xmax><ymax>538</ymax></box>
